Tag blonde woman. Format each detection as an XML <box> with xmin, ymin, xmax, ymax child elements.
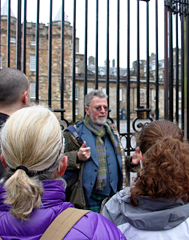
<box><xmin>0</xmin><ymin>105</ymin><xmax>126</xmax><ymax>240</ymax></box>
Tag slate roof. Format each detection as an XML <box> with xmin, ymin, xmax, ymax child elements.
<box><xmin>54</xmin><ymin>6</ymin><xmax>70</xmax><ymax>22</ymax></box>
<box><xmin>87</xmin><ymin>65</ymin><xmax>128</xmax><ymax>77</ymax></box>
<box><xmin>2</xmin><ymin>0</ymin><xmax>16</xmax><ymax>17</ymax></box>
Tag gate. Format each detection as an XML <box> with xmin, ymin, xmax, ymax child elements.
<box><xmin>0</xmin><ymin>0</ymin><xmax>188</xmax><ymax>155</ymax></box>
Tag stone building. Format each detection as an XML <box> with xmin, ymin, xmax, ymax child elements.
<box><xmin>0</xmin><ymin>2</ymin><xmax>179</xmax><ymax>122</ymax></box>
<box><xmin>75</xmin><ymin>58</ymin><xmax>163</xmax><ymax>120</ymax></box>
<box><xmin>0</xmin><ymin>2</ymin><xmax>74</xmax><ymax>121</ymax></box>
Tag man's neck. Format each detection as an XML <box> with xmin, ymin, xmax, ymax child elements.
<box><xmin>0</xmin><ymin>104</ymin><xmax>22</xmax><ymax>116</ymax></box>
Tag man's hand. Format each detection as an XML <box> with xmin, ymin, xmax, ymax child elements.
<box><xmin>77</xmin><ymin>141</ymin><xmax>91</xmax><ymax>161</ymax></box>
<box><xmin>131</xmin><ymin>146</ymin><xmax>141</xmax><ymax>165</ymax></box>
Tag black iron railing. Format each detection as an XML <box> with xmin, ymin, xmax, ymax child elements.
<box><xmin>0</xmin><ymin>0</ymin><xmax>187</xmax><ymax>153</ymax></box>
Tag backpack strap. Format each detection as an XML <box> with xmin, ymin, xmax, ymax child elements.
<box><xmin>40</xmin><ymin>208</ymin><xmax>90</xmax><ymax>240</ymax></box>
<box><xmin>66</xmin><ymin>125</ymin><xmax>83</xmax><ymax>146</ymax></box>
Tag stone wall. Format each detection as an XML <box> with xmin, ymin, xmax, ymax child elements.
<box><xmin>1</xmin><ymin>17</ymin><xmax>73</xmax><ymax>121</ymax></box>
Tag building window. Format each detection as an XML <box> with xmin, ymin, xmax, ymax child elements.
<box><xmin>140</xmin><ymin>89</ymin><xmax>145</xmax><ymax>104</ymax></box>
<box><xmin>0</xmin><ymin>56</ymin><xmax>2</xmax><ymax>69</ymax></box>
<box><xmin>76</xmin><ymin>58</ymin><xmax>78</xmax><ymax>63</ymax></box>
<box><xmin>76</xmin><ymin>67</ymin><xmax>79</xmax><ymax>74</ymax></box>
<box><xmin>31</xmin><ymin>40</ymin><xmax>36</xmax><ymax>46</ymax></box>
<box><xmin>99</xmin><ymin>69</ymin><xmax>105</xmax><ymax>76</ymax></box>
<box><xmin>179</xmin><ymin>91</ymin><xmax>182</xmax><ymax>102</ymax></box>
<box><xmin>75</xmin><ymin>109</ymin><xmax>78</xmax><ymax>115</ymax></box>
<box><xmin>112</xmin><ymin>70</ymin><xmax>117</xmax><ymax>76</ymax></box>
<box><xmin>102</xmin><ymin>88</ymin><xmax>106</xmax><ymax>95</ymax></box>
<box><xmin>30</xmin><ymin>55</ymin><xmax>36</xmax><ymax>71</ymax></box>
<box><xmin>152</xmin><ymin>90</ymin><xmax>156</xmax><ymax>101</ymax></box>
<box><xmin>10</xmin><ymin>37</ymin><xmax>16</xmax><ymax>43</ymax></box>
<box><xmin>30</xmin><ymin>82</ymin><xmax>36</xmax><ymax>99</ymax></box>
<box><xmin>87</xmin><ymin>88</ymin><xmax>93</xmax><ymax>94</ymax></box>
<box><xmin>75</xmin><ymin>87</ymin><xmax>78</xmax><ymax>100</ymax></box>
<box><xmin>179</xmin><ymin>55</ymin><xmax>181</xmax><ymax>64</ymax></box>
<box><xmin>119</xmin><ymin>89</ymin><xmax>122</xmax><ymax>101</ymax></box>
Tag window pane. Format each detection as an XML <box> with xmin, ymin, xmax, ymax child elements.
<box><xmin>87</xmin><ymin>88</ymin><xmax>93</xmax><ymax>94</ymax></box>
<box><xmin>10</xmin><ymin>37</ymin><xmax>16</xmax><ymax>43</ymax></box>
<box><xmin>30</xmin><ymin>55</ymin><xmax>36</xmax><ymax>71</ymax></box>
<box><xmin>75</xmin><ymin>87</ymin><xmax>78</xmax><ymax>100</ymax></box>
<box><xmin>0</xmin><ymin>56</ymin><xmax>2</xmax><ymax>69</ymax></box>
<box><xmin>30</xmin><ymin>82</ymin><xmax>36</xmax><ymax>99</ymax></box>
<box><xmin>119</xmin><ymin>89</ymin><xmax>122</xmax><ymax>101</ymax></box>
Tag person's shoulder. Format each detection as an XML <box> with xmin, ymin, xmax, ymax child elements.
<box><xmin>0</xmin><ymin>112</ymin><xmax>9</xmax><ymax>128</ymax></box>
<box><xmin>64</xmin><ymin>121</ymin><xmax>83</xmax><ymax>133</ymax></box>
<box><xmin>76</xmin><ymin>120</ymin><xmax>84</xmax><ymax>128</ymax></box>
<box><xmin>103</xmin><ymin>188</ymin><xmax>131</xmax><ymax>215</ymax></box>
<box><xmin>101</xmin><ymin>188</ymin><xmax>131</xmax><ymax>227</ymax></box>
<box><xmin>110</xmin><ymin>187</ymin><xmax>131</xmax><ymax>203</ymax></box>
<box><xmin>71</xmin><ymin>211</ymin><xmax>126</xmax><ymax>240</ymax></box>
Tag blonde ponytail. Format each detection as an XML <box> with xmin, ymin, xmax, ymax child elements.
<box><xmin>4</xmin><ymin>169</ymin><xmax>43</xmax><ymax>220</ymax></box>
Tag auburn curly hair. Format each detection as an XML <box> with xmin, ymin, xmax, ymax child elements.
<box><xmin>130</xmin><ymin>120</ymin><xmax>189</xmax><ymax>206</ymax></box>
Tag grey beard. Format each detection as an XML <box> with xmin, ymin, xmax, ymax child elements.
<box><xmin>89</xmin><ymin>108</ymin><xmax>107</xmax><ymax>126</ymax></box>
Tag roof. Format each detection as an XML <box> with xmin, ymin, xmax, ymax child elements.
<box><xmin>2</xmin><ymin>0</ymin><xmax>16</xmax><ymax>17</ymax></box>
<box><xmin>54</xmin><ymin>6</ymin><xmax>70</xmax><ymax>22</ymax></box>
<box><xmin>87</xmin><ymin>65</ymin><xmax>127</xmax><ymax>77</ymax></box>
<box><xmin>1</xmin><ymin>1</ymin><xmax>69</xmax><ymax>23</ymax></box>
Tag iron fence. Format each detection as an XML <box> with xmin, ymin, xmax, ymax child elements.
<box><xmin>0</xmin><ymin>0</ymin><xmax>188</xmax><ymax>154</ymax></box>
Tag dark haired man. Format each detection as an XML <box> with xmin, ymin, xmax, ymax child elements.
<box><xmin>0</xmin><ymin>68</ymin><xmax>30</xmax><ymax>178</ymax></box>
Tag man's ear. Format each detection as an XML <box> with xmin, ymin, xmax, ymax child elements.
<box><xmin>0</xmin><ymin>153</ymin><xmax>7</xmax><ymax>169</ymax></box>
<box><xmin>22</xmin><ymin>91</ymin><xmax>28</xmax><ymax>104</ymax></box>
<box><xmin>55</xmin><ymin>156</ymin><xmax>68</xmax><ymax>178</ymax></box>
<box><xmin>84</xmin><ymin>106</ymin><xmax>90</xmax><ymax>116</ymax></box>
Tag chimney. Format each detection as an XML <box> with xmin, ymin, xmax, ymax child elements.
<box><xmin>76</xmin><ymin>38</ymin><xmax>79</xmax><ymax>53</ymax></box>
<box><xmin>89</xmin><ymin>56</ymin><xmax>95</xmax><ymax>65</ymax></box>
<box><xmin>112</xmin><ymin>59</ymin><xmax>115</xmax><ymax>67</ymax></box>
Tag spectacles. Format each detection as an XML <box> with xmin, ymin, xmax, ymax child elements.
<box><xmin>93</xmin><ymin>105</ymin><xmax>109</xmax><ymax>112</ymax></box>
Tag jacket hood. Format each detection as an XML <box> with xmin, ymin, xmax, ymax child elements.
<box><xmin>103</xmin><ymin>187</ymin><xmax>189</xmax><ymax>231</ymax></box>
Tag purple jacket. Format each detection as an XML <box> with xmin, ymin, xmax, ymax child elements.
<box><xmin>0</xmin><ymin>180</ymin><xmax>126</xmax><ymax>240</ymax></box>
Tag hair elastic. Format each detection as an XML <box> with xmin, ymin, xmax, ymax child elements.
<box><xmin>9</xmin><ymin>145</ymin><xmax>63</xmax><ymax>177</ymax></box>
<box><xmin>163</xmin><ymin>137</ymin><xmax>168</xmax><ymax>141</ymax></box>
<box><xmin>16</xmin><ymin>165</ymin><xmax>29</xmax><ymax>174</ymax></box>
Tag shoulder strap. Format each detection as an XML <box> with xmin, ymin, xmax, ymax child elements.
<box><xmin>66</xmin><ymin>125</ymin><xmax>83</xmax><ymax>146</ymax></box>
<box><xmin>0</xmin><ymin>209</ymin><xmax>90</xmax><ymax>240</ymax></box>
<box><xmin>40</xmin><ymin>208</ymin><xmax>90</xmax><ymax>240</ymax></box>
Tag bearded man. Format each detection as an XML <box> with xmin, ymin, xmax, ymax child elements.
<box><xmin>63</xmin><ymin>90</ymin><xmax>140</xmax><ymax>212</ymax></box>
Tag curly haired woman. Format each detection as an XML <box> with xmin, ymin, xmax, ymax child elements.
<box><xmin>102</xmin><ymin>120</ymin><xmax>189</xmax><ymax>240</ymax></box>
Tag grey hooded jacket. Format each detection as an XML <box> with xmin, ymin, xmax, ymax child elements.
<box><xmin>102</xmin><ymin>187</ymin><xmax>189</xmax><ymax>239</ymax></box>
